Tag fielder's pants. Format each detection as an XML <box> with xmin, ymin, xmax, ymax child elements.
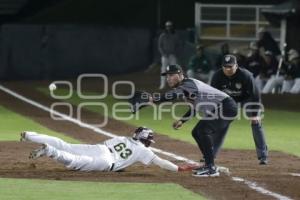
<box><xmin>24</xmin><ymin>132</ymin><xmax>113</xmax><ymax>171</ymax></box>
<box><xmin>191</xmin><ymin>97</ymin><xmax>237</xmax><ymax>167</ymax></box>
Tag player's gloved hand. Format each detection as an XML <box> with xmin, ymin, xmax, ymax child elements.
<box><xmin>128</xmin><ymin>91</ymin><xmax>152</xmax><ymax>114</ymax></box>
<box><xmin>178</xmin><ymin>163</ymin><xmax>200</xmax><ymax>172</ymax></box>
<box><xmin>172</xmin><ymin>120</ymin><xmax>183</xmax><ymax>130</ymax></box>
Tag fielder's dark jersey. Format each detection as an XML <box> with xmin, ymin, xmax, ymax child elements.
<box><xmin>153</xmin><ymin>78</ymin><xmax>229</xmax><ymax>120</ymax></box>
<box><xmin>211</xmin><ymin>68</ymin><xmax>260</xmax><ymax>105</ymax></box>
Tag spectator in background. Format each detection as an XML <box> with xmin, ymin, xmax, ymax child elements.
<box><xmin>216</xmin><ymin>43</ymin><xmax>230</xmax><ymax>69</ymax></box>
<box><xmin>158</xmin><ymin>21</ymin><xmax>181</xmax><ymax>89</ymax></box>
<box><xmin>245</xmin><ymin>41</ymin><xmax>265</xmax><ymax>78</ymax></box>
<box><xmin>281</xmin><ymin>49</ymin><xmax>300</xmax><ymax>94</ymax></box>
<box><xmin>257</xmin><ymin>28</ymin><xmax>281</xmax><ymax>59</ymax></box>
<box><xmin>255</xmin><ymin>51</ymin><xmax>278</xmax><ymax>92</ymax></box>
<box><xmin>232</xmin><ymin>48</ymin><xmax>247</xmax><ymax>67</ymax></box>
<box><xmin>186</xmin><ymin>45</ymin><xmax>213</xmax><ymax>83</ymax></box>
<box><xmin>261</xmin><ymin>51</ymin><xmax>285</xmax><ymax>94</ymax></box>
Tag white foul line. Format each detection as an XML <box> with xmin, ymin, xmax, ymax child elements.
<box><xmin>289</xmin><ymin>173</ymin><xmax>300</xmax><ymax>177</ymax></box>
<box><xmin>0</xmin><ymin>84</ymin><xmax>294</xmax><ymax>200</ymax></box>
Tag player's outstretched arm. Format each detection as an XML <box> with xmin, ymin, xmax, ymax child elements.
<box><xmin>152</xmin><ymin>156</ymin><xmax>178</xmax><ymax>172</ymax></box>
<box><xmin>151</xmin><ymin>156</ymin><xmax>199</xmax><ymax>172</ymax></box>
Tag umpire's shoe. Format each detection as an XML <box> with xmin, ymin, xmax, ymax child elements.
<box><xmin>192</xmin><ymin>165</ymin><xmax>219</xmax><ymax>177</ymax></box>
<box><xmin>259</xmin><ymin>157</ymin><xmax>268</xmax><ymax>165</ymax></box>
<box><xmin>29</xmin><ymin>144</ymin><xmax>47</xmax><ymax>159</ymax></box>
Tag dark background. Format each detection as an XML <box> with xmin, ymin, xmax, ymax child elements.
<box><xmin>0</xmin><ymin>0</ymin><xmax>298</xmax><ymax>79</ymax></box>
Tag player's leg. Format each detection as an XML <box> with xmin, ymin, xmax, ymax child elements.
<box><xmin>30</xmin><ymin>143</ymin><xmax>112</xmax><ymax>171</ymax></box>
<box><xmin>275</xmin><ymin>76</ymin><xmax>284</xmax><ymax>93</ymax></box>
<box><xmin>213</xmin><ymin>97</ymin><xmax>237</xmax><ymax>157</ymax></box>
<box><xmin>290</xmin><ymin>78</ymin><xmax>300</xmax><ymax>94</ymax></box>
<box><xmin>21</xmin><ymin>131</ymin><xmax>102</xmax><ymax>157</ymax></box>
<box><xmin>160</xmin><ymin>56</ymin><xmax>168</xmax><ymax>89</ymax></box>
<box><xmin>169</xmin><ymin>54</ymin><xmax>177</xmax><ymax>65</ymax></box>
<box><xmin>191</xmin><ymin>120</ymin><xmax>219</xmax><ymax>177</ymax></box>
<box><xmin>251</xmin><ymin>119</ymin><xmax>268</xmax><ymax>164</ymax></box>
<box><xmin>191</xmin><ymin>122</ymin><xmax>205</xmax><ymax>156</ymax></box>
<box><xmin>262</xmin><ymin>76</ymin><xmax>277</xmax><ymax>94</ymax></box>
<box><xmin>281</xmin><ymin>80</ymin><xmax>294</xmax><ymax>93</ymax></box>
<box><xmin>212</xmin><ymin>123</ymin><xmax>230</xmax><ymax>158</ymax></box>
<box><xmin>21</xmin><ymin>131</ymin><xmax>71</xmax><ymax>150</ymax></box>
<box><xmin>262</xmin><ymin>76</ymin><xmax>284</xmax><ymax>94</ymax></box>
<box><xmin>255</xmin><ymin>76</ymin><xmax>265</xmax><ymax>92</ymax></box>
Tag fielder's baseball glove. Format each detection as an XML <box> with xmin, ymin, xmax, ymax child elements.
<box><xmin>128</xmin><ymin>91</ymin><xmax>152</xmax><ymax>113</ymax></box>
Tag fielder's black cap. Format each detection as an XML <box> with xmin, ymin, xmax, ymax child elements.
<box><xmin>161</xmin><ymin>64</ymin><xmax>183</xmax><ymax>76</ymax></box>
<box><xmin>222</xmin><ymin>54</ymin><xmax>237</xmax><ymax>66</ymax></box>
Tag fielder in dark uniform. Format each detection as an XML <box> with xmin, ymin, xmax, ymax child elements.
<box><xmin>149</xmin><ymin>64</ymin><xmax>238</xmax><ymax>177</ymax></box>
<box><xmin>211</xmin><ymin>54</ymin><xmax>268</xmax><ymax>165</ymax></box>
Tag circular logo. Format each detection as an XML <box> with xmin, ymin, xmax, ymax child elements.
<box><xmin>235</xmin><ymin>83</ymin><xmax>242</xmax><ymax>89</ymax></box>
<box><xmin>225</xmin><ymin>56</ymin><xmax>231</xmax><ymax>62</ymax></box>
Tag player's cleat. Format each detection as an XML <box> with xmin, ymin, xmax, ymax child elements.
<box><xmin>29</xmin><ymin>144</ymin><xmax>47</xmax><ymax>159</ymax></box>
<box><xmin>192</xmin><ymin>165</ymin><xmax>220</xmax><ymax>177</ymax></box>
<box><xmin>20</xmin><ymin>132</ymin><xmax>28</xmax><ymax>142</ymax></box>
<box><xmin>259</xmin><ymin>157</ymin><xmax>268</xmax><ymax>165</ymax></box>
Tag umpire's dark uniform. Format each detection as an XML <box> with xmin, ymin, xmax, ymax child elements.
<box><xmin>211</xmin><ymin>55</ymin><xmax>268</xmax><ymax>164</ymax></box>
<box><xmin>154</xmin><ymin>64</ymin><xmax>238</xmax><ymax>176</ymax></box>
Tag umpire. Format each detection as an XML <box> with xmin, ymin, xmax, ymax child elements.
<box><xmin>211</xmin><ymin>54</ymin><xmax>268</xmax><ymax>165</ymax></box>
<box><xmin>150</xmin><ymin>64</ymin><xmax>238</xmax><ymax>177</ymax></box>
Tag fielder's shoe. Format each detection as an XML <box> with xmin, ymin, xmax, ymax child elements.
<box><xmin>20</xmin><ymin>131</ymin><xmax>28</xmax><ymax>142</ymax></box>
<box><xmin>192</xmin><ymin>165</ymin><xmax>220</xmax><ymax>177</ymax></box>
<box><xmin>259</xmin><ymin>157</ymin><xmax>268</xmax><ymax>165</ymax></box>
<box><xmin>29</xmin><ymin>144</ymin><xmax>47</xmax><ymax>159</ymax></box>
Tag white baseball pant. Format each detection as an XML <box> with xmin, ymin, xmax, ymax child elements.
<box><xmin>25</xmin><ymin>132</ymin><xmax>113</xmax><ymax>171</ymax></box>
<box><xmin>262</xmin><ymin>75</ymin><xmax>284</xmax><ymax>94</ymax></box>
<box><xmin>282</xmin><ymin>78</ymin><xmax>300</xmax><ymax>94</ymax></box>
<box><xmin>255</xmin><ymin>76</ymin><xmax>267</xmax><ymax>92</ymax></box>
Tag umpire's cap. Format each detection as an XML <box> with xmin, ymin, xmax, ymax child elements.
<box><xmin>161</xmin><ymin>64</ymin><xmax>183</xmax><ymax>76</ymax></box>
<box><xmin>222</xmin><ymin>54</ymin><xmax>237</xmax><ymax>67</ymax></box>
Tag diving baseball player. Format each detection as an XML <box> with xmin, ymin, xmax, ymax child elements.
<box><xmin>211</xmin><ymin>54</ymin><xmax>268</xmax><ymax>164</ymax></box>
<box><xmin>149</xmin><ymin>64</ymin><xmax>238</xmax><ymax>177</ymax></box>
<box><xmin>20</xmin><ymin>127</ymin><xmax>197</xmax><ymax>172</ymax></box>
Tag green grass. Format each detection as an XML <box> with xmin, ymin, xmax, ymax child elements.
<box><xmin>0</xmin><ymin>178</ymin><xmax>204</xmax><ymax>200</ymax></box>
<box><xmin>38</xmin><ymin>87</ymin><xmax>300</xmax><ymax>156</ymax></box>
<box><xmin>0</xmin><ymin>105</ymin><xmax>79</xmax><ymax>143</ymax></box>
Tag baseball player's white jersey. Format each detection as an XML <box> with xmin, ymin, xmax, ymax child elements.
<box><xmin>104</xmin><ymin>137</ymin><xmax>157</xmax><ymax>171</ymax></box>
<box><xmin>23</xmin><ymin>132</ymin><xmax>157</xmax><ymax>172</ymax></box>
